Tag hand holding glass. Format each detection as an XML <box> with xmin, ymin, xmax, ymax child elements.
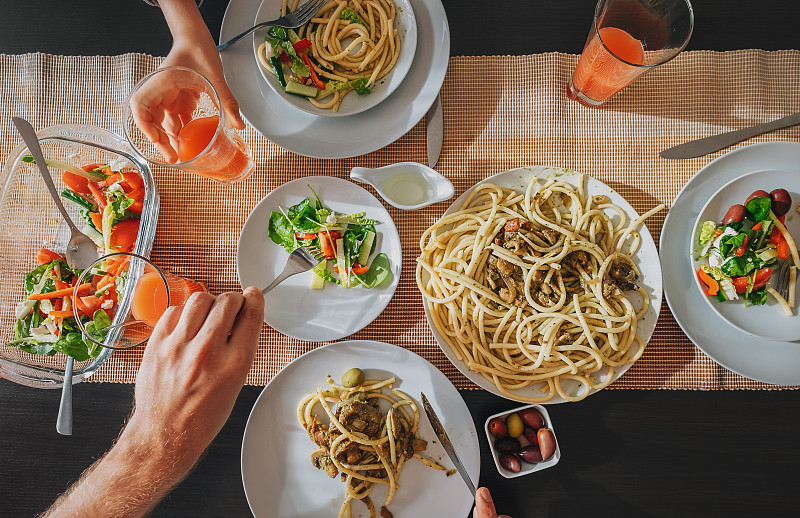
<box><xmin>124</xmin><ymin>66</ymin><xmax>255</xmax><ymax>183</ymax></box>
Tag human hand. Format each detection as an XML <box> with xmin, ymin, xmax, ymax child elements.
<box><xmin>474</xmin><ymin>487</ymin><xmax>513</xmax><ymax>518</ymax></box>
<box><xmin>123</xmin><ymin>287</ymin><xmax>264</xmax><ymax>473</ymax></box>
<box><xmin>131</xmin><ymin>0</ymin><xmax>245</xmax><ymax>163</ymax></box>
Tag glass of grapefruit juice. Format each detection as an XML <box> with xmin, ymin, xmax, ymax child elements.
<box><xmin>567</xmin><ymin>0</ymin><xmax>694</xmax><ymax>107</ymax></box>
<box><xmin>123</xmin><ymin>66</ymin><xmax>255</xmax><ymax>183</ymax></box>
<box><xmin>74</xmin><ymin>252</ymin><xmax>208</xmax><ymax>349</ymax></box>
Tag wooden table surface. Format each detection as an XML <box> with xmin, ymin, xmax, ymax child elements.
<box><xmin>1</xmin><ymin>1</ymin><xmax>799</xmax><ymax>517</ymax></box>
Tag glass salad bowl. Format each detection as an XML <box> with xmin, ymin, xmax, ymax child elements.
<box><xmin>0</xmin><ymin>124</ymin><xmax>159</xmax><ymax>388</ymax></box>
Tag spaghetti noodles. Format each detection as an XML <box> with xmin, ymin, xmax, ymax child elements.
<box><xmin>299</xmin><ymin>374</ymin><xmax>441</xmax><ymax>518</ymax></box>
<box><xmin>416</xmin><ymin>174</ymin><xmax>664</xmax><ymax>403</ymax></box>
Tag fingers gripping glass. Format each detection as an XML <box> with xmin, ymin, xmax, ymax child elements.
<box><xmin>74</xmin><ymin>253</ymin><xmax>170</xmax><ymax>350</ymax></box>
<box><xmin>123</xmin><ymin>65</ymin><xmax>255</xmax><ymax>183</ymax></box>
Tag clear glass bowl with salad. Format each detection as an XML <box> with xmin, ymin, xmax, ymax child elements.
<box><xmin>0</xmin><ymin>125</ymin><xmax>159</xmax><ymax>388</ymax></box>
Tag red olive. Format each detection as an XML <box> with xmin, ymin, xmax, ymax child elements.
<box><xmin>518</xmin><ymin>408</ymin><xmax>545</xmax><ymax>430</ymax></box>
<box><xmin>523</xmin><ymin>427</ymin><xmax>539</xmax><ymax>446</ymax></box>
<box><xmin>499</xmin><ymin>453</ymin><xmax>522</xmax><ymax>473</ymax></box>
<box><xmin>745</xmin><ymin>190</ymin><xmax>770</xmax><ymax>205</ymax></box>
<box><xmin>519</xmin><ymin>445</ymin><xmax>543</xmax><ymax>464</ymax></box>
<box><xmin>770</xmin><ymin>188</ymin><xmax>792</xmax><ymax>217</ymax></box>
<box><xmin>537</xmin><ymin>428</ymin><xmax>557</xmax><ymax>460</ymax></box>
<box><xmin>721</xmin><ymin>204</ymin><xmax>745</xmax><ymax>225</ymax></box>
<box><xmin>488</xmin><ymin>418</ymin><xmax>507</xmax><ymax>439</ymax></box>
<box><xmin>494</xmin><ymin>437</ymin><xmax>521</xmax><ymax>454</ymax></box>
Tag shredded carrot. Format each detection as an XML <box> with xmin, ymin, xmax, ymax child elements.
<box><xmin>107</xmin><ymin>255</ymin><xmax>130</xmax><ymax>276</ymax></box>
<box><xmin>47</xmin><ymin>309</ymin><xmax>75</xmax><ymax>318</ymax></box>
<box><xmin>28</xmin><ymin>283</ymin><xmax>92</xmax><ymax>300</ymax></box>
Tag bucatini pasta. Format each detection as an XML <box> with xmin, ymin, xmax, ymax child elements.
<box><xmin>416</xmin><ymin>174</ymin><xmax>664</xmax><ymax>403</ymax></box>
<box><xmin>299</xmin><ymin>374</ymin><xmax>445</xmax><ymax>518</ymax></box>
<box><xmin>259</xmin><ymin>0</ymin><xmax>402</xmax><ymax>112</ymax></box>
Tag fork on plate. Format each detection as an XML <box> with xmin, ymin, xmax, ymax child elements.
<box><xmin>217</xmin><ymin>0</ymin><xmax>326</xmax><ymax>51</ymax></box>
<box><xmin>261</xmin><ymin>246</ymin><xmax>324</xmax><ymax>295</ymax></box>
<box><xmin>775</xmin><ymin>260</ymin><xmax>795</xmax><ymax>302</ymax></box>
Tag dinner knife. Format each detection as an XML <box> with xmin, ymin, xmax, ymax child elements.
<box><xmin>426</xmin><ymin>93</ymin><xmax>443</xmax><ymax>168</ymax></box>
<box><xmin>420</xmin><ymin>392</ymin><xmax>476</xmax><ymax>497</ymax></box>
<box><xmin>660</xmin><ymin>111</ymin><xmax>800</xmax><ymax>159</ymax></box>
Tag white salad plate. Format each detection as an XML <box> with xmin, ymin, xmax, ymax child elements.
<box><xmin>237</xmin><ymin>176</ymin><xmax>402</xmax><ymax>342</ymax></box>
<box><xmin>420</xmin><ymin>166</ymin><xmax>663</xmax><ymax>404</ymax></box>
<box><xmin>220</xmin><ymin>0</ymin><xmax>450</xmax><ymax>158</ymax></box>
<box><xmin>253</xmin><ymin>0</ymin><xmax>417</xmax><ymax>117</ymax></box>
<box><xmin>661</xmin><ymin>141</ymin><xmax>800</xmax><ymax>385</ymax></box>
<box><xmin>241</xmin><ymin>340</ymin><xmax>480</xmax><ymax>518</ymax></box>
<box><xmin>690</xmin><ymin>169</ymin><xmax>800</xmax><ymax>342</ymax></box>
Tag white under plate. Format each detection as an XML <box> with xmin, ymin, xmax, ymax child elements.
<box><xmin>661</xmin><ymin>141</ymin><xmax>800</xmax><ymax>385</ymax></box>
<box><xmin>241</xmin><ymin>340</ymin><xmax>480</xmax><ymax>518</ymax></box>
<box><xmin>419</xmin><ymin>166</ymin><xmax>663</xmax><ymax>404</ymax></box>
<box><xmin>220</xmin><ymin>0</ymin><xmax>450</xmax><ymax>158</ymax></box>
<box><xmin>690</xmin><ymin>169</ymin><xmax>800</xmax><ymax>341</ymax></box>
<box><xmin>236</xmin><ymin>176</ymin><xmax>402</xmax><ymax>341</ymax></box>
<box><xmin>253</xmin><ymin>0</ymin><xmax>417</xmax><ymax>117</ymax></box>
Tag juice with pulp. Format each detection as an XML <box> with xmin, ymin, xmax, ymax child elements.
<box><xmin>177</xmin><ymin>115</ymin><xmax>253</xmax><ymax>183</ymax></box>
<box><xmin>568</xmin><ymin>26</ymin><xmax>645</xmax><ymax>105</ymax></box>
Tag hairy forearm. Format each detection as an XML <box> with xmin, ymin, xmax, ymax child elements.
<box><xmin>41</xmin><ymin>417</ymin><xmax>199</xmax><ymax>518</ymax></box>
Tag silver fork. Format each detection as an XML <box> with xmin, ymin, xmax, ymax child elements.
<box><xmin>262</xmin><ymin>247</ymin><xmax>323</xmax><ymax>295</ymax></box>
<box><xmin>217</xmin><ymin>0</ymin><xmax>326</xmax><ymax>51</ymax></box>
<box><xmin>775</xmin><ymin>261</ymin><xmax>794</xmax><ymax>301</ymax></box>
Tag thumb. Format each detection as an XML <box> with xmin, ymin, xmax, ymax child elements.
<box><xmin>217</xmin><ymin>83</ymin><xmax>245</xmax><ymax>130</ymax></box>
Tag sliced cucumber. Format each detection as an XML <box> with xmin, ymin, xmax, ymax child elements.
<box><xmin>310</xmin><ymin>260</ymin><xmax>326</xmax><ymax>290</ymax></box>
<box><xmin>357</xmin><ymin>231</ymin><xmax>375</xmax><ymax>266</ymax></box>
<box><xmin>285</xmin><ymin>80</ymin><xmax>318</xmax><ymax>97</ymax></box>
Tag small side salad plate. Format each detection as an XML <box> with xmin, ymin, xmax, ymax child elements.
<box><xmin>252</xmin><ymin>0</ymin><xmax>417</xmax><ymax>117</ymax></box>
<box><xmin>690</xmin><ymin>169</ymin><xmax>799</xmax><ymax>342</ymax></box>
<box><xmin>237</xmin><ymin>176</ymin><xmax>402</xmax><ymax>342</ymax></box>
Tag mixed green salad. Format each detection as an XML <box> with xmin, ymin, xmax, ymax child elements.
<box><xmin>268</xmin><ymin>186</ymin><xmax>392</xmax><ymax>289</ymax></box>
<box><xmin>695</xmin><ymin>188</ymin><xmax>795</xmax><ymax>308</ymax></box>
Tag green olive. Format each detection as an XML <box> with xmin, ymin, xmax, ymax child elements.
<box><xmin>342</xmin><ymin>368</ymin><xmax>365</xmax><ymax>388</ymax></box>
<box><xmin>506</xmin><ymin>413</ymin><xmax>524</xmax><ymax>438</ymax></box>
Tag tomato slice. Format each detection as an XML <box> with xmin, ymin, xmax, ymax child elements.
<box><xmin>109</xmin><ymin>218</ymin><xmax>140</xmax><ymax>252</ymax></box>
<box><xmin>731</xmin><ymin>267</ymin><xmax>772</xmax><ymax>294</ymax></box>
<box><xmin>62</xmin><ymin>171</ymin><xmax>92</xmax><ymax>195</ymax></box>
<box><xmin>319</xmin><ymin>231</ymin><xmax>341</xmax><ymax>259</ymax></box>
<box><xmin>36</xmin><ymin>247</ymin><xmax>64</xmax><ymax>264</ymax></box>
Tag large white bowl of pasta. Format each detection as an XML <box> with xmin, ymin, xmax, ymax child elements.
<box><xmin>253</xmin><ymin>0</ymin><xmax>417</xmax><ymax>117</ymax></box>
<box><xmin>415</xmin><ymin>166</ymin><xmax>664</xmax><ymax>404</ymax></box>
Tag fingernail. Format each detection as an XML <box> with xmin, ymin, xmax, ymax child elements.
<box><xmin>479</xmin><ymin>488</ymin><xmax>492</xmax><ymax>504</ymax></box>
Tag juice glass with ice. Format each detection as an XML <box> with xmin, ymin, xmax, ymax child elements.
<box><xmin>123</xmin><ymin>66</ymin><xmax>255</xmax><ymax>183</ymax></box>
<box><xmin>74</xmin><ymin>252</ymin><xmax>208</xmax><ymax>349</ymax></box>
<box><xmin>567</xmin><ymin>0</ymin><xmax>694</xmax><ymax>107</ymax></box>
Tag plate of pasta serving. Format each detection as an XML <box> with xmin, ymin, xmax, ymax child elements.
<box><xmin>253</xmin><ymin>0</ymin><xmax>417</xmax><ymax>116</ymax></box>
<box><xmin>416</xmin><ymin>166</ymin><xmax>664</xmax><ymax>404</ymax></box>
<box><xmin>241</xmin><ymin>340</ymin><xmax>479</xmax><ymax>518</ymax></box>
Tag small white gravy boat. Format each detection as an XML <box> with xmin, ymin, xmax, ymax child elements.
<box><xmin>350</xmin><ymin>162</ymin><xmax>455</xmax><ymax>210</ymax></box>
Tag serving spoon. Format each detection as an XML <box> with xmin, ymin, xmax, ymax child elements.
<box><xmin>12</xmin><ymin>116</ymin><xmax>100</xmax><ymax>435</ymax></box>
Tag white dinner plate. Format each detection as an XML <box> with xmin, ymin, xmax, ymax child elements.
<box><xmin>236</xmin><ymin>176</ymin><xmax>402</xmax><ymax>341</ymax></box>
<box><xmin>253</xmin><ymin>0</ymin><xmax>418</xmax><ymax>117</ymax></box>
<box><xmin>220</xmin><ymin>0</ymin><xmax>450</xmax><ymax>158</ymax></box>
<box><xmin>690</xmin><ymin>169</ymin><xmax>800</xmax><ymax>341</ymax></box>
<box><xmin>420</xmin><ymin>166</ymin><xmax>663</xmax><ymax>404</ymax></box>
<box><xmin>241</xmin><ymin>340</ymin><xmax>480</xmax><ymax>518</ymax></box>
<box><xmin>662</xmin><ymin>141</ymin><xmax>800</xmax><ymax>385</ymax></box>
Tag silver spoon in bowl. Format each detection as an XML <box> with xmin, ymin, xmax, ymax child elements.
<box><xmin>12</xmin><ymin>117</ymin><xmax>101</xmax><ymax>435</ymax></box>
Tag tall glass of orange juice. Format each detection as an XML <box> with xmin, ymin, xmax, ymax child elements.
<box><xmin>74</xmin><ymin>252</ymin><xmax>208</xmax><ymax>349</ymax></box>
<box><xmin>567</xmin><ymin>0</ymin><xmax>694</xmax><ymax>107</ymax></box>
<box><xmin>123</xmin><ymin>66</ymin><xmax>255</xmax><ymax>183</ymax></box>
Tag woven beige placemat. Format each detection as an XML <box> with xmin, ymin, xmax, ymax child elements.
<box><xmin>1</xmin><ymin>50</ymin><xmax>798</xmax><ymax>389</ymax></box>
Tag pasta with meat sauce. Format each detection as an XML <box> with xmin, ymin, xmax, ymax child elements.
<box><xmin>299</xmin><ymin>375</ymin><xmax>447</xmax><ymax>518</ymax></box>
<box><xmin>416</xmin><ymin>175</ymin><xmax>664</xmax><ymax>402</ymax></box>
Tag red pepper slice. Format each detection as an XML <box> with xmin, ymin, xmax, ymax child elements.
<box><xmin>777</xmin><ymin>238</ymin><xmax>789</xmax><ymax>259</ymax></box>
<box><xmin>735</xmin><ymin>235</ymin><xmax>748</xmax><ymax>257</ymax></box>
<box><xmin>293</xmin><ymin>38</ymin><xmax>312</xmax><ymax>53</ymax></box>
<box><xmin>294</xmin><ymin>232</ymin><xmax>316</xmax><ymax>240</ymax></box>
<box><xmin>302</xmin><ymin>53</ymin><xmax>326</xmax><ymax>90</ymax></box>
<box><xmin>696</xmin><ymin>269</ymin><xmax>719</xmax><ymax>296</ymax></box>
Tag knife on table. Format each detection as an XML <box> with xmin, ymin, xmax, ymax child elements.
<box><xmin>426</xmin><ymin>93</ymin><xmax>443</xmax><ymax>168</ymax></box>
<box><xmin>660</xmin><ymin>111</ymin><xmax>800</xmax><ymax>159</ymax></box>
<box><xmin>420</xmin><ymin>392</ymin><xmax>476</xmax><ymax>497</ymax></box>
